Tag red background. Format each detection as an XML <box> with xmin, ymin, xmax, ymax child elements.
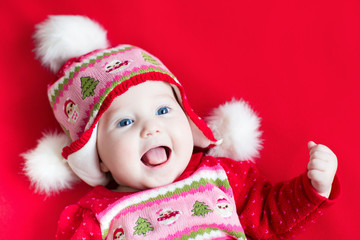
<box><xmin>0</xmin><ymin>0</ymin><xmax>359</xmax><ymax>239</ymax></box>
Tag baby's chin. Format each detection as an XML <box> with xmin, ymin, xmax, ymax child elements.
<box><xmin>116</xmin><ymin>177</ymin><xmax>177</xmax><ymax>192</ymax></box>
<box><xmin>143</xmin><ymin>177</ymin><xmax>178</xmax><ymax>189</ymax></box>
<box><xmin>145</xmin><ymin>174</ymin><xmax>183</xmax><ymax>190</ymax></box>
<box><xmin>116</xmin><ymin>185</ymin><xmax>140</xmax><ymax>193</ymax></box>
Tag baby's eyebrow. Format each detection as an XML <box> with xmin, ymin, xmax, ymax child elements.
<box><xmin>156</xmin><ymin>93</ymin><xmax>178</xmax><ymax>102</ymax></box>
<box><xmin>102</xmin><ymin>106</ymin><xmax>127</xmax><ymax>124</ymax></box>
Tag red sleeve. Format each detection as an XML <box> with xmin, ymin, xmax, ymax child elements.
<box><xmin>56</xmin><ymin>204</ymin><xmax>103</xmax><ymax>240</ymax></box>
<box><xmin>217</xmin><ymin>157</ymin><xmax>340</xmax><ymax>240</ymax></box>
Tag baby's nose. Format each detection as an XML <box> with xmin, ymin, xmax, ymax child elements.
<box><xmin>140</xmin><ymin>121</ymin><xmax>160</xmax><ymax>138</ymax></box>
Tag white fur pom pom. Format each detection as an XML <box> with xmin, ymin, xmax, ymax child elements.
<box><xmin>206</xmin><ymin>99</ymin><xmax>263</xmax><ymax>162</ymax></box>
<box><xmin>33</xmin><ymin>15</ymin><xmax>110</xmax><ymax>73</ymax></box>
<box><xmin>22</xmin><ymin>132</ymin><xmax>80</xmax><ymax>195</ymax></box>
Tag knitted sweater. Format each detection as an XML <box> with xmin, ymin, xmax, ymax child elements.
<box><xmin>56</xmin><ymin>153</ymin><xmax>340</xmax><ymax>240</ymax></box>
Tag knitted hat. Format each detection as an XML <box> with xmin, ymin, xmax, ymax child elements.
<box><xmin>22</xmin><ymin>15</ymin><xmax>262</xmax><ymax>195</ymax></box>
<box><xmin>113</xmin><ymin>227</ymin><xmax>124</xmax><ymax>239</ymax></box>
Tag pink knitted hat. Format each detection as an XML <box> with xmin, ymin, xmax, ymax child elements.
<box><xmin>23</xmin><ymin>15</ymin><xmax>262</xmax><ymax>195</ymax></box>
<box><xmin>52</xmin><ymin>44</ymin><xmax>219</xmax><ymax>186</ymax></box>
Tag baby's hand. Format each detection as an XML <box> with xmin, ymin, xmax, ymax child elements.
<box><xmin>307</xmin><ymin>141</ymin><xmax>338</xmax><ymax>198</ymax></box>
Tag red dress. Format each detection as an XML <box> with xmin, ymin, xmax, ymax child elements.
<box><xmin>56</xmin><ymin>153</ymin><xmax>340</xmax><ymax>240</ymax></box>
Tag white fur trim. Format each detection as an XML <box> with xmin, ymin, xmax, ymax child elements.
<box><xmin>33</xmin><ymin>15</ymin><xmax>110</xmax><ymax>73</ymax></box>
<box><xmin>67</xmin><ymin>125</ymin><xmax>109</xmax><ymax>187</ymax></box>
<box><xmin>206</xmin><ymin>99</ymin><xmax>262</xmax><ymax>162</ymax></box>
<box><xmin>22</xmin><ymin>132</ymin><xmax>80</xmax><ymax>195</ymax></box>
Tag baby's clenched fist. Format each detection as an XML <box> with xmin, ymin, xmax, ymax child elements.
<box><xmin>307</xmin><ymin>141</ymin><xmax>338</xmax><ymax>198</ymax></box>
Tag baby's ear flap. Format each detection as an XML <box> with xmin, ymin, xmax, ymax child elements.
<box><xmin>189</xmin><ymin>119</ymin><xmax>213</xmax><ymax>148</ymax></box>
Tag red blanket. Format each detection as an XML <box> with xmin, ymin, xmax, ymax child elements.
<box><xmin>1</xmin><ymin>0</ymin><xmax>357</xmax><ymax>239</ymax></box>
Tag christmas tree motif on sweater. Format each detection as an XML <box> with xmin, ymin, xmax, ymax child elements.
<box><xmin>141</xmin><ymin>51</ymin><xmax>160</xmax><ymax>65</ymax></box>
<box><xmin>191</xmin><ymin>201</ymin><xmax>213</xmax><ymax>217</ymax></box>
<box><xmin>80</xmin><ymin>76</ymin><xmax>99</xmax><ymax>99</ymax></box>
<box><xmin>133</xmin><ymin>217</ymin><xmax>154</xmax><ymax>236</ymax></box>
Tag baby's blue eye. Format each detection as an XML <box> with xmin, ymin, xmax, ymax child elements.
<box><xmin>157</xmin><ymin>107</ymin><xmax>169</xmax><ymax>115</ymax></box>
<box><xmin>117</xmin><ymin>119</ymin><xmax>134</xmax><ymax>127</ymax></box>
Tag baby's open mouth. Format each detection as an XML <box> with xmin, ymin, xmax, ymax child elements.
<box><xmin>141</xmin><ymin>146</ymin><xmax>171</xmax><ymax>167</ymax></box>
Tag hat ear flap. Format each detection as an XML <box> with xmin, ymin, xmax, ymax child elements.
<box><xmin>206</xmin><ymin>99</ymin><xmax>263</xmax><ymax>162</ymax></box>
<box><xmin>189</xmin><ymin>119</ymin><xmax>213</xmax><ymax>148</ymax></box>
<box><xmin>22</xmin><ymin>132</ymin><xmax>80</xmax><ymax>196</ymax></box>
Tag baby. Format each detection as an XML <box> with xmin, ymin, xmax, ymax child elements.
<box><xmin>24</xmin><ymin>16</ymin><xmax>339</xmax><ymax>240</ymax></box>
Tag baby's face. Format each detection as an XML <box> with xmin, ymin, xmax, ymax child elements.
<box><xmin>97</xmin><ymin>81</ymin><xmax>194</xmax><ymax>191</ymax></box>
